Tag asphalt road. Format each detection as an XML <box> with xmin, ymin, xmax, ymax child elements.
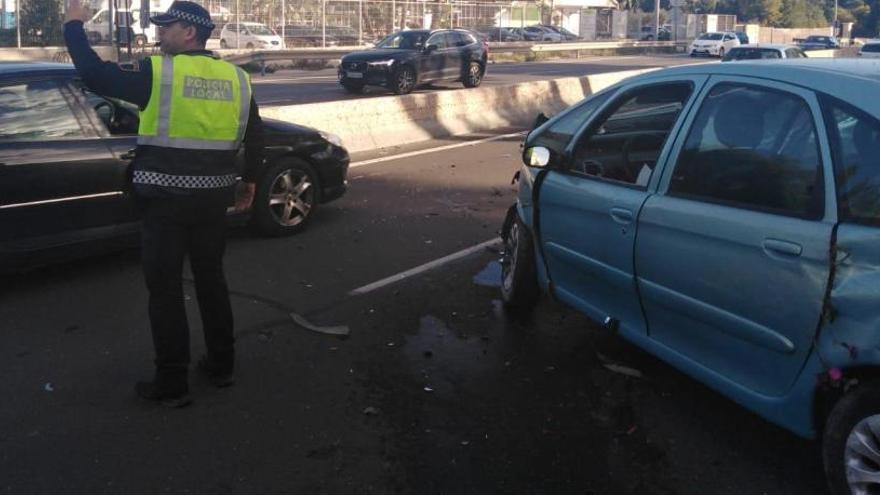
<box><xmin>251</xmin><ymin>55</ymin><xmax>704</xmax><ymax>106</ymax></box>
<box><xmin>0</xmin><ymin>131</ymin><xmax>826</xmax><ymax>494</ymax></box>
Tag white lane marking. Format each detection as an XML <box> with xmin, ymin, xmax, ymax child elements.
<box><xmin>349</xmin><ymin>238</ymin><xmax>501</xmax><ymax>296</ymax></box>
<box><xmin>253</xmin><ymin>75</ymin><xmax>337</xmax><ymax>83</ymax></box>
<box><xmin>350</xmin><ymin>130</ymin><xmax>526</xmax><ymax>168</ymax></box>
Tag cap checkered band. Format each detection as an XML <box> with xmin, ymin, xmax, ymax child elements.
<box><xmin>166</xmin><ymin>8</ymin><xmax>214</xmax><ymax>28</ymax></box>
<box><xmin>133</xmin><ymin>171</ymin><xmax>237</xmax><ymax>189</ymax></box>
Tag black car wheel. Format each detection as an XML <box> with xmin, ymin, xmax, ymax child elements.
<box><xmin>823</xmin><ymin>381</ymin><xmax>880</xmax><ymax>495</ymax></box>
<box><xmin>463</xmin><ymin>61</ymin><xmax>484</xmax><ymax>88</ymax></box>
<box><xmin>251</xmin><ymin>159</ymin><xmax>319</xmax><ymax>237</ymax></box>
<box><xmin>246</xmin><ymin>42</ymin><xmax>255</xmax><ymax>49</ymax></box>
<box><xmin>220</xmin><ymin>39</ymin><xmax>228</xmax><ymax>49</ymax></box>
<box><xmin>719</xmin><ymin>47</ymin><xmax>725</xmax><ymax>58</ymax></box>
<box><xmin>341</xmin><ymin>80</ymin><xmax>365</xmax><ymax>94</ymax></box>
<box><xmin>392</xmin><ymin>65</ymin><xmax>416</xmax><ymax>95</ymax></box>
<box><xmin>500</xmin><ymin>214</ymin><xmax>540</xmax><ymax>314</ymax></box>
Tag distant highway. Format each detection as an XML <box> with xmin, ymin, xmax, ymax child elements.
<box><xmin>251</xmin><ymin>54</ymin><xmax>704</xmax><ymax>106</ymax></box>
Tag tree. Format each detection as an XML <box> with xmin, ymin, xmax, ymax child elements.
<box><xmin>20</xmin><ymin>0</ymin><xmax>64</xmax><ymax>46</ymax></box>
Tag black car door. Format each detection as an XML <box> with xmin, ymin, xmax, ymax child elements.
<box><xmin>445</xmin><ymin>32</ymin><xmax>467</xmax><ymax>80</ymax></box>
<box><xmin>421</xmin><ymin>32</ymin><xmax>449</xmax><ymax>81</ymax></box>
<box><xmin>0</xmin><ymin>74</ymin><xmax>135</xmax><ymax>261</ymax></box>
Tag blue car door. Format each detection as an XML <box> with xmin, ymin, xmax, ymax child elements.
<box><xmin>536</xmin><ymin>76</ymin><xmax>706</xmax><ymax>336</ymax></box>
<box><xmin>635</xmin><ymin>77</ymin><xmax>834</xmax><ymax>397</ymax></box>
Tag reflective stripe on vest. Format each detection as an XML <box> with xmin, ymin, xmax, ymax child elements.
<box><xmin>132</xmin><ymin>171</ymin><xmax>238</xmax><ymax>189</ymax></box>
<box><xmin>137</xmin><ymin>55</ymin><xmax>251</xmax><ymax>151</ymax></box>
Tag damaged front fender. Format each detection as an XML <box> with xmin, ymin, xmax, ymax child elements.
<box><xmin>817</xmin><ymin>224</ymin><xmax>880</xmax><ymax>370</ymax></box>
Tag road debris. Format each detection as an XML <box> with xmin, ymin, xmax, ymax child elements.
<box><xmin>290</xmin><ymin>312</ymin><xmax>351</xmax><ymax>337</ymax></box>
<box><xmin>43</xmin><ymin>383</ymin><xmax>54</xmax><ymax>392</ymax></box>
<box><xmin>363</xmin><ymin>407</ymin><xmax>380</xmax><ymax>416</ymax></box>
<box><xmin>603</xmin><ymin>363</ymin><xmax>643</xmax><ymax>378</ymax></box>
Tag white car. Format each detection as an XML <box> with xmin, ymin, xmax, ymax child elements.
<box><xmin>721</xmin><ymin>43</ymin><xmax>807</xmax><ymax>61</ymax></box>
<box><xmin>858</xmin><ymin>41</ymin><xmax>880</xmax><ymax>58</ymax></box>
<box><xmin>219</xmin><ymin>22</ymin><xmax>283</xmax><ymax>50</ymax></box>
<box><xmin>689</xmin><ymin>31</ymin><xmax>740</xmax><ymax>58</ymax></box>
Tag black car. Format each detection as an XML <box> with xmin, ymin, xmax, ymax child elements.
<box><xmin>276</xmin><ymin>25</ymin><xmax>339</xmax><ymax>47</ymax></box>
<box><xmin>338</xmin><ymin>29</ymin><xmax>488</xmax><ymax>95</ymax></box>
<box><xmin>0</xmin><ymin>62</ymin><xmax>349</xmax><ymax>270</ymax></box>
<box><xmin>797</xmin><ymin>35</ymin><xmax>841</xmax><ymax>50</ymax></box>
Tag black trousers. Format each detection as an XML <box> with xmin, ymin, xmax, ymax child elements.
<box><xmin>139</xmin><ymin>194</ymin><xmax>235</xmax><ymax>382</ymax></box>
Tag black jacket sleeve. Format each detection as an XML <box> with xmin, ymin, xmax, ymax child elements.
<box><xmin>241</xmin><ymin>97</ymin><xmax>265</xmax><ymax>183</ymax></box>
<box><xmin>63</xmin><ymin>20</ymin><xmax>152</xmax><ymax>109</ymax></box>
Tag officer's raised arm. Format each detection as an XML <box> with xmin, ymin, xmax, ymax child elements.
<box><xmin>63</xmin><ymin>0</ymin><xmax>152</xmax><ymax>108</ymax></box>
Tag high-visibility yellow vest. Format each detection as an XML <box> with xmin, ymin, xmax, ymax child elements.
<box><xmin>138</xmin><ymin>54</ymin><xmax>251</xmax><ymax>151</ymax></box>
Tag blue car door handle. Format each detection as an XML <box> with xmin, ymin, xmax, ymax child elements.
<box><xmin>762</xmin><ymin>238</ymin><xmax>803</xmax><ymax>257</ymax></box>
<box><xmin>609</xmin><ymin>207</ymin><xmax>634</xmax><ymax>225</ymax></box>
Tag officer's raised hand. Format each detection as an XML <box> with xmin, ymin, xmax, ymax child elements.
<box><xmin>65</xmin><ymin>0</ymin><xmax>90</xmax><ymax>23</ymax></box>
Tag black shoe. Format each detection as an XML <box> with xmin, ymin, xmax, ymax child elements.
<box><xmin>197</xmin><ymin>355</ymin><xmax>235</xmax><ymax>388</ymax></box>
<box><xmin>135</xmin><ymin>380</ymin><xmax>192</xmax><ymax>408</ymax></box>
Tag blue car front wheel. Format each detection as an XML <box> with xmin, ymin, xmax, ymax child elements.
<box><xmin>500</xmin><ymin>215</ymin><xmax>540</xmax><ymax>314</ymax></box>
<box><xmin>823</xmin><ymin>382</ymin><xmax>880</xmax><ymax>495</ymax></box>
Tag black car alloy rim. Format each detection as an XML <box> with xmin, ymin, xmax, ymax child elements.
<box><xmin>398</xmin><ymin>68</ymin><xmax>415</xmax><ymax>92</ymax></box>
<box><xmin>469</xmin><ymin>63</ymin><xmax>482</xmax><ymax>85</ymax></box>
<box><xmin>269</xmin><ymin>168</ymin><xmax>314</xmax><ymax>226</ymax></box>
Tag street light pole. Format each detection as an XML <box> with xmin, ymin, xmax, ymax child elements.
<box><xmin>654</xmin><ymin>0</ymin><xmax>660</xmax><ymax>41</ymax></box>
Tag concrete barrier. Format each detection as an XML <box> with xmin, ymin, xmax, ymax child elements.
<box><xmin>261</xmin><ymin>68</ymin><xmax>654</xmax><ymax>153</ymax></box>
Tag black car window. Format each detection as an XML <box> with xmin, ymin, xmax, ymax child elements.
<box><xmin>862</xmin><ymin>43</ymin><xmax>880</xmax><ymax>53</ymax></box>
<box><xmin>453</xmin><ymin>32</ymin><xmax>474</xmax><ymax>46</ymax></box>
<box><xmin>376</xmin><ymin>31</ymin><xmax>427</xmax><ymax>49</ymax></box>
<box><xmin>531</xmin><ymin>90</ymin><xmax>614</xmax><ymax>156</ymax></box>
<box><xmin>426</xmin><ymin>33</ymin><xmax>448</xmax><ymax>49</ymax></box>
<box><xmin>0</xmin><ymin>79</ymin><xmax>87</xmax><ymax>142</ymax></box>
<box><xmin>669</xmin><ymin>83</ymin><xmax>823</xmax><ymax>219</ymax></box>
<box><xmin>568</xmin><ymin>82</ymin><xmax>692</xmax><ymax>188</ymax></box>
<box><xmin>821</xmin><ymin>96</ymin><xmax>880</xmax><ymax>225</ymax></box>
<box><xmin>83</xmin><ymin>88</ymin><xmax>140</xmax><ymax>136</ymax></box>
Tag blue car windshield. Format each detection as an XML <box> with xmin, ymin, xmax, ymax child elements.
<box><xmin>376</xmin><ymin>32</ymin><xmax>428</xmax><ymax>49</ymax></box>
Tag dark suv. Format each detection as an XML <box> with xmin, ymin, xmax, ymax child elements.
<box><xmin>338</xmin><ymin>29</ymin><xmax>488</xmax><ymax>95</ymax></box>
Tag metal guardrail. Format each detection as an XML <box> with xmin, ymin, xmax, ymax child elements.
<box><xmin>1</xmin><ymin>40</ymin><xmax>688</xmax><ymax>67</ymax></box>
<box><xmin>219</xmin><ymin>40</ymin><xmax>689</xmax><ymax>68</ymax></box>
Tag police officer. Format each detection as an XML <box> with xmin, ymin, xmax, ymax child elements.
<box><xmin>64</xmin><ymin>0</ymin><xmax>264</xmax><ymax>407</ymax></box>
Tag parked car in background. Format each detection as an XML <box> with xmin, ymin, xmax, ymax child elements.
<box><xmin>338</xmin><ymin>29</ymin><xmax>488</xmax><ymax>95</ymax></box>
<box><xmin>796</xmin><ymin>35</ymin><xmax>841</xmax><ymax>50</ymax></box>
<box><xmin>521</xmin><ymin>25</ymin><xmax>563</xmax><ymax>42</ymax></box>
<box><xmin>858</xmin><ymin>40</ymin><xmax>880</xmax><ymax>57</ymax></box>
<box><xmin>486</xmin><ymin>27</ymin><xmax>525</xmax><ymax>42</ymax></box>
<box><xmin>721</xmin><ymin>43</ymin><xmax>806</xmax><ymax>61</ymax></box>
<box><xmin>0</xmin><ymin>62</ymin><xmax>349</xmax><ymax>270</ymax></box>
<box><xmin>688</xmin><ymin>31</ymin><xmax>740</xmax><ymax>57</ymax></box>
<box><xmin>502</xmin><ymin>58</ymin><xmax>880</xmax><ymax>495</ymax></box>
<box><xmin>734</xmin><ymin>31</ymin><xmax>750</xmax><ymax>44</ymax></box>
<box><xmin>544</xmin><ymin>25</ymin><xmax>579</xmax><ymax>41</ymax></box>
<box><xmin>640</xmin><ymin>25</ymin><xmax>671</xmax><ymax>41</ymax></box>
<box><xmin>326</xmin><ymin>26</ymin><xmax>360</xmax><ymax>45</ymax></box>
<box><xmin>276</xmin><ymin>25</ymin><xmax>338</xmax><ymax>47</ymax></box>
<box><xmin>219</xmin><ymin>22</ymin><xmax>283</xmax><ymax>50</ymax></box>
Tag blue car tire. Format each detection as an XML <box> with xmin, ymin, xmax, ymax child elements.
<box><xmin>823</xmin><ymin>382</ymin><xmax>880</xmax><ymax>495</ymax></box>
<box><xmin>500</xmin><ymin>215</ymin><xmax>540</xmax><ymax>314</ymax></box>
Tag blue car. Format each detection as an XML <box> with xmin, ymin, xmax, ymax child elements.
<box><xmin>500</xmin><ymin>59</ymin><xmax>880</xmax><ymax>495</ymax></box>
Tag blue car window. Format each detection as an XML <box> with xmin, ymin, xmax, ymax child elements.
<box><xmin>821</xmin><ymin>97</ymin><xmax>880</xmax><ymax>225</ymax></box>
<box><xmin>531</xmin><ymin>90</ymin><xmax>613</xmax><ymax>155</ymax></box>
<box><xmin>0</xmin><ymin>79</ymin><xmax>86</xmax><ymax>142</ymax></box>
<box><xmin>669</xmin><ymin>83</ymin><xmax>824</xmax><ymax>219</ymax></box>
<box><xmin>569</xmin><ymin>82</ymin><xmax>692</xmax><ymax>187</ymax></box>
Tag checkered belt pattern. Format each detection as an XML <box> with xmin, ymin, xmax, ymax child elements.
<box><xmin>133</xmin><ymin>171</ymin><xmax>237</xmax><ymax>189</ymax></box>
<box><xmin>165</xmin><ymin>8</ymin><xmax>214</xmax><ymax>28</ymax></box>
